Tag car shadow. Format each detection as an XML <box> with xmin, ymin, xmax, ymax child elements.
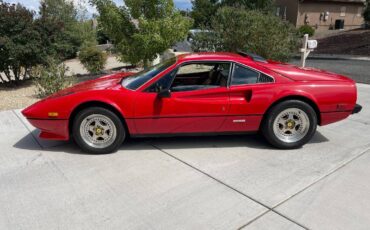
<box><xmin>13</xmin><ymin>130</ymin><xmax>329</xmax><ymax>155</ymax></box>
<box><xmin>141</xmin><ymin>131</ymin><xmax>329</xmax><ymax>150</ymax></box>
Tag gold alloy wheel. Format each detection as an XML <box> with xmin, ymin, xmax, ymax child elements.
<box><xmin>272</xmin><ymin>108</ymin><xmax>310</xmax><ymax>143</ymax></box>
<box><xmin>79</xmin><ymin>114</ymin><xmax>117</xmax><ymax>149</ymax></box>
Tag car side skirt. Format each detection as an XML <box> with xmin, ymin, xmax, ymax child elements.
<box><xmin>129</xmin><ymin>115</ymin><xmax>263</xmax><ymax>135</ymax></box>
<box><xmin>131</xmin><ymin>131</ymin><xmax>258</xmax><ymax>138</ymax></box>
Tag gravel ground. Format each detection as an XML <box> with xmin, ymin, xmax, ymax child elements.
<box><xmin>0</xmin><ymin>75</ymin><xmax>112</xmax><ymax>111</ymax></box>
<box><xmin>0</xmin><ymin>56</ymin><xmax>128</xmax><ymax>111</ymax></box>
<box><xmin>0</xmin><ymin>81</ymin><xmax>39</xmax><ymax>111</ymax></box>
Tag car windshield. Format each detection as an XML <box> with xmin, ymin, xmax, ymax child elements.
<box><xmin>121</xmin><ymin>57</ymin><xmax>176</xmax><ymax>90</ymax></box>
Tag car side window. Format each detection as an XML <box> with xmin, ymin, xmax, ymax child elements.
<box><xmin>170</xmin><ymin>62</ymin><xmax>231</xmax><ymax>92</ymax></box>
<box><xmin>146</xmin><ymin>69</ymin><xmax>177</xmax><ymax>92</ymax></box>
<box><xmin>231</xmin><ymin>64</ymin><xmax>259</xmax><ymax>85</ymax></box>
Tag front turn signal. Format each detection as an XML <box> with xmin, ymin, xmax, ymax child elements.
<box><xmin>48</xmin><ymin>112</ymin><xmax>59</xmax><ymax>118</ymax></box>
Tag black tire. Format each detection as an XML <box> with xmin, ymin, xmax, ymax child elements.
<box><xmin>261</xmin><ymin>100</ymin><xmax>317</xmax><ymax>149</ymax></box>
<box><xmin>72</xmin><ymin>107</ymin><xmax>126</xmax><ymax>154</ymax></box>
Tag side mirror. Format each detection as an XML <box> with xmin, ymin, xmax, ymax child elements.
<box><xmin>158</xmin><ymin>89</ymin><xmax>171</xmax><ymax>98</ymax></box>
<box><xmin>155</xmin><ymin>83</ymin><xmax>171</xmax><ymax>98</ymax></box>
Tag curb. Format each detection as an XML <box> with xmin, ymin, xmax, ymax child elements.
<box><xmin>292</xmin><ymin>54</ymin><xmax>370</xmax><ymax>61</ymax></box>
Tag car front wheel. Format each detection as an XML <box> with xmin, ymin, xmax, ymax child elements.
<box><xmin>262</xmin><ymin>100</ymin><xmax>317</xmax><ymax>149</ymax></box>
<box><xmin>72</xmin><ymin>107</ymin><xmax>125</xmax><ymax>154</ymax></box>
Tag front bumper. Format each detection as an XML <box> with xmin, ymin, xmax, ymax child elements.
<box><xmin>27</xmin><ymin>118</ymin><xmax>69</xmax><ymax>140</ymax></box>
<box><xmin>352</xmin><ymin>104</ymin><xmax>362</xmax><ymax>114</ymax></box>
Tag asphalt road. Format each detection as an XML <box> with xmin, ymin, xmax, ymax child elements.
<box><xmin>290</xmin><ymin>58</ymin><xmax>370</xmax><ymax>84</ymax></box>
<box><xmin>1</xmin><ymin>84</ymin><xmax>370</xmax><ymax>229</ymax></box>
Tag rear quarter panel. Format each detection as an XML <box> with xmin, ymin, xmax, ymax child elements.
<box><xmin>229</xmin><ymin>80</ymin><xmax>356</xmax><ymax>126</ymax></box>
<box><xmin>275</xmin><ymin>81</ymin><xmax>357</xmax><ymax>113</ymax></box>
<box><xmin>265</xmin><ymin>81</ymin><xmax>357</xmax><ymax>126</ymax></box>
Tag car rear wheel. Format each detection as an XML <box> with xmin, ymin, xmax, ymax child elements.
<box><xmin>262</xmin><ymin>100</ymin><xmax>317</xmax><ymax>149</ymax></box>
<box><xmin>72</xmin><ymin>107</ymin><xmax>125</xmax><ymax>154</ymax></box>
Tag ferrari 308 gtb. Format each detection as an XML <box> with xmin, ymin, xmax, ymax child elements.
<box><xmin>22</xmin><ymin>52</ymin><xmax>362</xmax><ymax>154</ymax></box>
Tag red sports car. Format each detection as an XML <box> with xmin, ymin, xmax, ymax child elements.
<box><xmin>22</xmin><ymin>52</ymin><xmax>362</xmax><ymax>154</ymax></box>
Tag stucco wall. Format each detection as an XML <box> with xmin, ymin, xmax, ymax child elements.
<box><xmin>297</xmin><ymin>2</ymin><xmax>365</xmax><ymax>31</ymax></box>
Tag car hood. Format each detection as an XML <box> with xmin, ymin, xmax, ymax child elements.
<box><xmin>257</xmin><ymin>61</ymin><xmax>353</xmax><ymax>82</ymax></box>
<box><xmin>49</xmin><ymin>72</ymin><xmax>134</xmax><ymax>98</ymax></box>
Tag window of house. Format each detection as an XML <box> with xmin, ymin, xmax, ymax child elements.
<box><xmin>357</xmin><ymin>7</ymin><xmax>363</xmax><ymax>17</ymax></box>
<box><xmin>276</xmin><ymin>6</ymin><xmax>281</xmax><ymax>17</ymax></box>
<box><xmin>340</xmin><ymin>6</ymin><xmax>346</xmax><ymax>17</ymax></box>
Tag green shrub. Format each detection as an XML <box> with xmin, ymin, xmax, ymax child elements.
<box><xmin>299</xmin><ymin>25</ymin><xmax>315</xmax><ymax>37</ymax></box>
<box><xmin>33</xmin><ymin>60</ymin><xmax>74</xmax><ymax>98</ymax></box>
<box><xmin>192</xmin><ymin>7</ymin><xmax>299</xmax><ymax>62</ymax></box>
<box><xmin>191</xmin><ymin>30</ymin><xmax>223</xmax><ymax>52</ymax></box>
<box><xmin>79</xmin><ymin>43</ymin><xmax>107</xmax><ymax>74</ymax></box>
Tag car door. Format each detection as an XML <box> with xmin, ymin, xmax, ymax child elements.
<box><xmin>134</xmin><ymin>61</ymin><xmax>231</xmax><ymax>135</ymax></box>
<box><xmin>220</xmin><ymin>62</ymin><xmax>275</xmax><ymax>132</ymax></box>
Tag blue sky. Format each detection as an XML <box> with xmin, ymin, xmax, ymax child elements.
<box><xmin>4</xmin><ymin>0</ymin><xmax>192</xmax><ymax>12</ymax></box>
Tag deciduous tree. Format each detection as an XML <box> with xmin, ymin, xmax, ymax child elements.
<box><xmin>92</xmin><ymin>0</ymin><xmax>192</xmax><ymax>67</ymax></box>
<box><xmin>0</xmin><ymin>1</ymin><xmax>44</xmax><ymax>84</ymax></box>
<box><xmin>36</xmin><ymin>0</ymin><xmax>87</xmax><ymax>60</ymax></box>
<box><xmin>221</xmin><ymin>0</ymin><xmax>273</xmax><ymax>11</ymax></box>
<box><xmin>191</xmin><ymin>0</ymin><xmax>219</xmax><ymax>27</ymax></box>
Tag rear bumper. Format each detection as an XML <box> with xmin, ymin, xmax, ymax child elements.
<box><xmin>27</xmin><ymin>118</ymin><xmax>69</xmax><ymax>140</ymax></box>
<box><xmin>352</xmin><ymin>104</ymin><xmax>362</xmax><ymax>114</ymax></box>
<box><xmin>321</xmin><ymin>111</ymin><xmax>351</xmax><ymax>126</ymax></box>
<box><xmin>321</xmin><ymin>104</ymin><xmax>362</xmax><ymax>126</ymax></box>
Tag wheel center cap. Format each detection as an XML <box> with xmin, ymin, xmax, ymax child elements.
<box><xmin>286</xmin><ymin>120</ymin><xmax>295</xmax><ymax>129</ymax></box>
<box><xmin>95</xmin><ymin>127</ymin><xmax>104</xmax><ymax>135</ymax></box>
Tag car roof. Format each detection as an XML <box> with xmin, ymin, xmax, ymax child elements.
<box><xmin>177</xmin><ymin>52</ymin><xmax>250</xmax><ymax>63</ymax></box>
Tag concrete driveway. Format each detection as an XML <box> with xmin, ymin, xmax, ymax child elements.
<box><xmin>1</xmin><ymin>84</ymin><xmax>369</xmax><ymax>230</ymax></box>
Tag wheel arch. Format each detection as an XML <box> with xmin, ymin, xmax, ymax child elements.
<box><xmin>68</xmin><ymin>100</ymin><xmax>129</xmax><ymax>137</ymax></box>
<box><xmin>261</xmin><ymin>95</ymin><xmax>322</xmax><ymax>127</ymax></box>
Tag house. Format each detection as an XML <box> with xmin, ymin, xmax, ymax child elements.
<box><xmin>275</xmin><ymin>0</ymin><xmax>366</xmax><ymax>31</ymax></box>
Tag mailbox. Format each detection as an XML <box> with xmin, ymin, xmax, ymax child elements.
<box><xmin>307</xmin><ymin>40</ymin><xmax>318</xmax><ymax>49</ymax></box>
<box><xmin>300</xmin><ymin>34</ymin><xmax>318</xmax><ymax>67</ymax></box>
